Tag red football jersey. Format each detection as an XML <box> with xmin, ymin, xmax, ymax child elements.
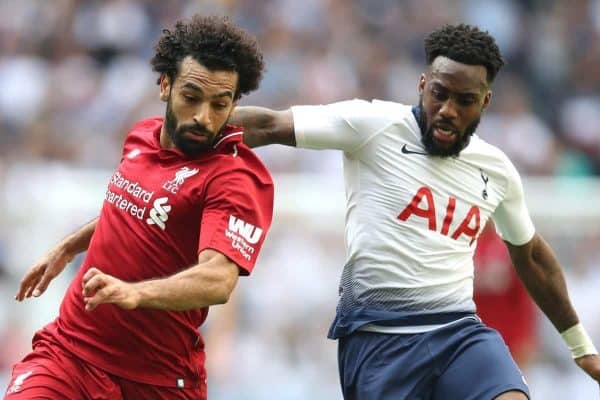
<box><xmin>473</xmin><ymin>224</ymin><xmax>538</xmax><ymax>363</ymax></box>
<box><xmin>38</xmin><ymin>117</ymin><xmax>274</xmax><ymax>389</ymax></box>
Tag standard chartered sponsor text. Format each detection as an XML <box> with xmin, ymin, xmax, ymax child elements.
<box><xmin>111</xmin><ymin>171</ymin><xmax>154</xmax><ymax>201</ymax></box>
<box><xmin>105</xmin><ymin>171</ymin><xmax>154</xmax><ymax>220</ymax></box>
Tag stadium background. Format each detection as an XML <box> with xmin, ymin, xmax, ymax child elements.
<box><xmin>0</xmin><ymin>0</ymin><xmax>599</xmax><ymax>398</ymax></box>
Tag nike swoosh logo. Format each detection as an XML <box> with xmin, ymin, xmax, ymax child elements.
<box><xmin>401</xmin><ymin>144</ymin><xmax>429</xmax><ymax>156</ymax></box>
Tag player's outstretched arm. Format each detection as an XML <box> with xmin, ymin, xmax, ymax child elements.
<box><xmin>230</xmin><ymin>106</ymin><xmax>295</xmax><ymax>148</ymax></box>
<box><xmin>15</xmin><ymin>218</ymin><xmax>98</xmax><ymax>301</ymax></box>
<box><xmin>82</xmin><ymin>249</ymin><xmax>239</xmax><ymax>311</ymax></box>
<box><xmin>506</xmin><ymin>233</ymin><xmax>600</xmax><ymax>381</ymax></box>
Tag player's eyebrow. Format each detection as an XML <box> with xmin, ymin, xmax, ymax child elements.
<box><xmin>181</xmin><ymin>82</ymin><xmax>234</xmax><ymax>99</ymax></box>
<box><xmin>431</xmin><ymin>81</ymin><xmax>480</xmax><ymax>97</ymax></box>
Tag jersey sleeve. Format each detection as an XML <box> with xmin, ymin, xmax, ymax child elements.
<box><xmin>491</xmin><ymin>156</ymin><xmax>536</xmax><ymax>245</ymax></box>
<box><xmin>198</xmin><ymin>169</ymin><xmax>274</xmax><ymax>274</ymax></box>
<box><xmin>292</xmin><ymin>99</ymin><xmax>389</xmax><ymax>152</ymax></box>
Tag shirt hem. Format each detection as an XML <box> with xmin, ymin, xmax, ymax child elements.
<box><xmin>358</xmin><ymin>315</ymin><xmax>480</xmax><ymax>334</ymax></box>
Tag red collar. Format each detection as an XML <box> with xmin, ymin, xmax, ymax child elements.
<box><xmin>152</xmin><ymin>120</ymin><xmax>244</xmax><ymax>158</ymax></box>
<box><xmin>212</xmin><ymin>125</ymin><xmax>244</xmax><ymax>150</ymax></box>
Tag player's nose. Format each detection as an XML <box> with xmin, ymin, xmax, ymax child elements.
<box><xmin>193</xmin><ymin>102</ymin><xmax>211</xmax><ymax>128</ymax></box>
<box><xmin>438</xmin><ymin>99</ymin><xmax>458</xmax><ymax>120</ymax></box>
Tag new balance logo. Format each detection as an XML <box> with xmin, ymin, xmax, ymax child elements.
<box><xmin>146</xmin><ymin>197</ymin><xmax>171</xmax><ymax>230</ymax></box>
<box><xmin>228</xmin><ymin>216</ymin><xmax>263</xmax><ymax>244</ymax></box>
<box><xmin>126</xmin><ymin>149</ymin><xmax>141</xmax><ymax>159</ymax></box>
<box><xmin>7</xmin><ymin>370</ymin><xmax>33</xmax><ymax>394</ymax></box>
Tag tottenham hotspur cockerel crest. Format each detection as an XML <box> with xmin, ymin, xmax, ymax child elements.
<box><xmin>163</xmin><ymin>166</ymin><xmax>199</xmax><ymax>194</ymax></box>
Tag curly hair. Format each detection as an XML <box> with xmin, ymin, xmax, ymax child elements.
<box><xmin>424</xmin><ymin>24</ymin><xmax>504</xmax><ymax>83</ymax></box>
<box><xmin>151</xmin><ymin>15</ymin><xmax>264</xmax><ymax>100</ymax></box>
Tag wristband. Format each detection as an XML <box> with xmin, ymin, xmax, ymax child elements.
<box><xmin>560</xmin><ymin>323</ymin><xmax>598</xmax><ymax>359</ymax></box>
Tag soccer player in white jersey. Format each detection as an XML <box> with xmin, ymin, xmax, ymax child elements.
<box><xmin>231</xmin><ymin>24</ymin><xmax>600</xmax><ymax>399</ymax></box>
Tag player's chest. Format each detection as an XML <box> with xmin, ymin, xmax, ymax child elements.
<box><xmin>106</xmin><ymin>155</ymin><xmax>208</xmax><ymax>229</ymax></box>
<box><xmin>122</xmin><ymin>153</ymin><xmax>205</xmax><ymax>191</ymax></box>
<box><xmin>353</xmin><ymin>146</ymin><xmax>504</xmax><ymax>244</ymax></box>
<box><xmin>362</xmin><ymin>143</ymin><xmax>501</xmax><ymax>205</ymax></box>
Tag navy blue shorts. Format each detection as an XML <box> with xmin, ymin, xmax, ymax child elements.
<box><xmin>338</xmin><ymin>317</ymin><xmax>530</xmax><ymax>400</ymax></box>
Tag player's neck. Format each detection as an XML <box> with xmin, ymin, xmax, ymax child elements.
<box><xmin>159</xmin><ymin>126</ymin><xmax>175</xmax><ymax>149</ymax></box>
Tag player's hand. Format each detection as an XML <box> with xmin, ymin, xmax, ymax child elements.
<box><xmin>15</xmin><ymin>245</ymin><xmax>75</xmax><ymax>301</ymax></box>
<box><xmin>575</xmin><ymin>354</ymin><xmax>600</xmax><ymax>381</ymax></box>
<box><xmin>82</xmin><ymin>267</ymin><xmax>140</xmax><ymax>311</ymax></box>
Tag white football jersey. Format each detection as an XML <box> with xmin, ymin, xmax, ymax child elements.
<box><xmin>292</xmin><ymin>99</ymin><xmax>535</xmax><ymax>336</ymax></box>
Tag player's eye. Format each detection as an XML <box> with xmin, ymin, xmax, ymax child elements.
<box><xmin>213</xmin><ymin>102</ymin><xmax>229</xmax><ymax>110</ymax></box>
<box><xmin>431</xmin><ymin>89</ymin><xmax>447</xmax><ymax>101</ymax></box>
<box><xmin>458</xmin><ymin>97</ymin><xmax>476</xmax><ymax>106</ymax></box>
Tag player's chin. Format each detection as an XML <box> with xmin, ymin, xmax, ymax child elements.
<box><xmin>423</xmin><ymin>129</ymin><xmax>458</xmax><ymax>157</ymax></box>
<box><xmin>429</xmin><ymin>141</ymin><xmax>462</xmax><ymax>158</ymax></box>
<box><xmin>178</xmin><ymin>140</ymin><xmax>211</xmax><ymax>156</ymax></box>
<box><xmin>435</xmin><ymin>128</ymin><xmax>467</xmax><ymax>152</ymax></box>
<box><xmin>432</xmin><ymin>138</ymin><xmax>455</xmax><ymax>152</ymax></box>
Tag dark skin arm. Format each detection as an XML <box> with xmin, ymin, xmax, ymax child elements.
<box><xmin>506</xmin><ymin>233</ymin><xmax>600</xmax><ymax>380</ymax></box>
<box><xmin>16</xmin><ymin>218</ymin><xmax>98</xmax><ymax>300</ymax></box>
<box><xmin>229</xmin><ymin>107</ymin><xmax>295</xmax><ymax>148</ymax></box>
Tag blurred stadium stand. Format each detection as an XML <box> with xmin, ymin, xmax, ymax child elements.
<box><xmin>1</xmin><ymin>0</ymin><xmax>599</xmax><ymax>398</ymax></box>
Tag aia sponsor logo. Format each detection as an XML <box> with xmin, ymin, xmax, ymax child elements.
<box><xmin>398</xmin><ymin>186</ymin><xmax>481</xmax><ymax>245</ymax></box>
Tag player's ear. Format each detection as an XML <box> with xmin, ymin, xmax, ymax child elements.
<box><xmin>418</xmin><ymin>74</ymin><xmax>426</xmax><ymax>95</ymax></box>
<box><xmin>482</xmin><ymin>90</ymin><xmax>492</xmax><ymax>111</ymax></box>
<box><xmin>159</xmin><ymin>74</ymin><xmax>171</xmax><ymax>102</ymax></box>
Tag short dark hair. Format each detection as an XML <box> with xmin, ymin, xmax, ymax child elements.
<box><xmin>151</xmin><ymin>15</ymin><xmax>264</xmax><ymax>100</ymax></box>
<box><xmin>424</xmin><ymin>24</ymin><xmax>504</xmax><ymax>83</ymax></box>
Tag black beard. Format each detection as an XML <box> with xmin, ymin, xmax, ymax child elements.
<box><xmin>418</xmin><ymin>100</ymin><xmax>480</xmax><ymax>158</ymax></box>
<box><xmin>164</xmin><ymin>98</ymin><xmax>220</xmax><ymax>156</ymax></box>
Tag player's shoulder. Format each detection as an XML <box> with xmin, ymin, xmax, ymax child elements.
<box><xmin>209</xmin><ymin>126</ymin><xmax>274</xmax><ymax>186</ymax></box>
<box><xmin>467</xmin><ymin>134</ymin><xmax>502</xmax><ymax>156</ymax></box>
<box><xmin>130</xmin><ymin>116</ymin><xmax>163</xmax><ymax>131</ymax></box>
<box><xmin>327</xmin><ymin>98</ymin><xmax>413</xmax><ymax>119</ymax></box>
<box><xmin>468</xmin><ymin>135</ymin><xmax>511</xmax><ymax>162</ymax></box>
<box><xmin>124</xmin><ymin>116</ymin><xmax>163</xmax><ymax>147</ymax></box>
<box><xmin>370</xmin><ymin>99</ymin><xmax>414</xmax><ymax>116</ymax></box>
<box><xmin>324</xmin><ymin>99</ymin><xmax>417</xmax><ymax>139</ymax></box>
<box><xmin>463</xmin><ymin>135</ymin><xmax>519</xmax><ymax>179</ymax></box>
<box><xmin>119</xmin><ymin>117</ymin><xmax>162</xmax><ymax>157</ymax></box>
<box><xmin>369</xmin><ymin>99</ymin><xmax>418</xmax><ymax>128</ymax></box>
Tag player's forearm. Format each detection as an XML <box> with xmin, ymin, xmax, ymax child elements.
<box><xmin>133</xmin><ymin>258</ymin><xmax>239</xmax><ymax>311</ymax></box>
<box><xmin>230</xmin><ymin>106</ymin><xmax>296</xmax><ymax>148</ymax></box>
<box><xmin>508</xmin><ymin>233</ymin><xmax>579</xmax><ymax>332</ymax></box>
<box><xmin>59</xmin><ymin>218</ymin><xmax>98</xmax><ymax>257</ymax></box>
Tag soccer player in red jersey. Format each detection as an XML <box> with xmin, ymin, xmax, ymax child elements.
<box><xmin>4</xmin><ymin>16</ymin><xmax>273</xmax><ymax>400</ymax></box>
<box><xmin>474</xmin><ymin>222</ymin><xmax>538</xmax><ymax>368</ymax></box>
